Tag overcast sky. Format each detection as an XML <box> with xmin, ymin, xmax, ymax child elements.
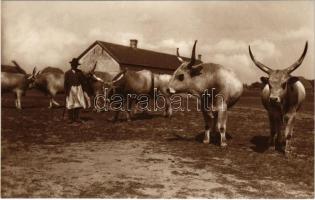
<box><xmin>2</xmin><ymin>1</ymin><xmax>314</xmax><ymax>83</ymax></box>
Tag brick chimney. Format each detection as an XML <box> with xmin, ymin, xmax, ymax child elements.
<box><xmin>198</xmin><ymin>54</ymin><xmax>202</xmax><ymax>61</ymax></box>
<box><xmin>130</xmin><ymin>39</ymin><xmax>138</xmax><ymax>48</ymax></box>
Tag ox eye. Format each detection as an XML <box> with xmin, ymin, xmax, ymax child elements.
<box><xmin>176</xmin><ymin>74</ymin><xmax>184</xmax><ymax>81</ymax></box>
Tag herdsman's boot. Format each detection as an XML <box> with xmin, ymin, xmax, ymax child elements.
<box><xmin>74</xmin><ymin>108</ymin><xmax>82</xmax><ymax>123</ymax></box>
<box><xmin>68</xmin><ymin>109</ymin><xmax>75</xmax><ymax>123</ymax></box>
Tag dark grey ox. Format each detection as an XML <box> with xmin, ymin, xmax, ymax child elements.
<box><xmin>1</xmin><ymin>61</ymin><xmax>38</xmax><ymax>109</ymax></box>
<box><xmin>168</xmin><ymin>41</ymin><xmax>243</xmax><ymax>147</ymax></box>
<box><xmin>108</xmin><ymin>69</ymin><xmax>173</xmax><ymax>121</ymax></box>
<box><xmin>248</xmin><ymin>42</ymin><xmax>308</xmax><ymax>154</ymax></box>
<box><xmin>31</xmin><ymin>63</ymin><xmax>104</xmax><ymax>108</ymax></box>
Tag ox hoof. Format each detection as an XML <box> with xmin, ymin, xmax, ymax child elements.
<box><xmin>203</xmin><ymin>139</ymin><xmax>210</xmax><ymax>144</ymax></box>
<box><xmin>268</xmin><ymin>138</ymin><xmax>275</xmax><ymax>147</ymax></box>
<box><xmin>220</xmin><ymin>142</ymin><xmax>227</xmax><ymax>148</ymax></box>
<box><xmin>284</xmin><ymin>145</ymin><xmax>292</xmax><ymax>156</ymax></box>
<box><xmin>284</xmin><ymin>150</ymin><xmax>292</xmax><ymax>157</ymax></box>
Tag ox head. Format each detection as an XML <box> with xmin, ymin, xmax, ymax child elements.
<box><xmin>85</xmin><ymin>62</ymin><xmax>104</xmax><ymax>82</ymax></box>
<box><xmin>105</xmin><ymin>69</ymin><xmax>128</xmax><ymax>97</ymax></box>
<box><xmin>82</xmin><ymin>62</ymin><xmax>105</xmax><ymax>95</ymax></box>
<box><xmin>168</xmin><ymin>40</ymin><xmax>203</xmax><ymax>94</ymax></box>
<box><xmin>27</xmin><ymin>67</ymin><xmax>40</xmax><ymax>88</ymax></box>
<box><xmin>249</xmin><ymin>41</ymin><xmax>308</xmax><ymax>105</ymax></box>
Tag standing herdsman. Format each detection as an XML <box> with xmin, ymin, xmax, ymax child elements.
<box><xmin>64</xmin><ymin>58</ymin><xmax>90</xmax><ymax>124</ymax></box>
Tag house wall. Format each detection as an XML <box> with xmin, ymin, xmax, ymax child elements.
<box><xmin>120</xmin><ymin>64</ymin><xmax>174</xmax><ymax>75</ymax></box>
<box><xmin>79</xmin><ymin>44</ymin><xmax>120</xmax><ymax>75</ymax></box>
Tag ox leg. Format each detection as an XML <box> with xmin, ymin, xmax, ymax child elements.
<box><xmin>284</xmin><ymin>111</ymin><xmax>296</xmax><ymax>155</ymax></box>
<box><xmin>201</xmin><ymin>98</ymin><xmax>214</xmax><ymax>144</ymax></box>
<box><xmin>217</xmin><ymin>103</ymin><xmax>228</xmax><ymax>147</ymax></box>
<box><xmin>52</xmin><ymin>98</ymin><xmax>60</xmax><ymax>106</ymax></box>
<box><xmin>274</xmin><ymin>114</ymin><xmax>284</xmax><ymax>152</ymax></box>
<box><xmin>268</xmin><ymin>112</ymin><xmax>277</xmax><ymax>148</ymax></box>
<box><xmin>212</xmin><ymin>112</ymin><xmax>218</xmax><ymax>143</ymax></box>
<box><xmin>112</xmin><ymin>111</ymin><xmax>120</xmax><ymax>122</ymax></box>
<box><xmin>84</xmin><ymin>92</ymin><xmax>91</xmax><ymax>108</ymax></box>
<box><xmin>49</xmin><ymin>99</ymin><xmax>53</xmax><ymax>109</ymax></box>
<box><xmin>15</xmin><ymin>94</ymin><xmax>18</xmax><ymax>108</ymax></box>
<box><xmin>125</xmin><ymin>98</ymin><xmax>132</xmax><ymax>122</ymax></box>
<box><xmin>48</xmin><ymin>91</ymin><xmax>60</xmax><ymax>108</ymax></box>
<box><xmin>201</xmin><ymin>110</ymin><xmax>213</xmax><ymax>144</ymax></box>
<box><xmin>164</xmin><ymin>96</ymin><xmax>172</xmax><ymax>118</ymax></box>
<box><xmin>15</xmin><ymin>91</ymin><xmax>22</xmax><ymax>109</ymax></box>
<box><xmin>49</xmin><ymin>98</ymin><xmax>60</xmax><ymax>109</ymax></box>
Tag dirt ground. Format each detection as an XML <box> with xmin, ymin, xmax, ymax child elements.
<box><xmin>1</xmin><ymin>89</ymin><xmax>314</xmax><ymax>198</ymax></box>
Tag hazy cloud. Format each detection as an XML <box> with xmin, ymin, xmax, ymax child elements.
<box><xmin>1</xmin><ymin>1</ymin><xmax>314</xmax><ymax>83</ymax></box>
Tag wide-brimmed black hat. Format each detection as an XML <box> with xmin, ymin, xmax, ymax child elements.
<box><xmin>69</xmin><ymin>58</ymin><xmax>81</xmax><ymax>66</ymax></box>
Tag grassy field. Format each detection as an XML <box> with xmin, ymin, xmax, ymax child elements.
<box><xmin>1</xmin><ymin>89</ymin><xmax>314</xmax><ymax>198</ymax></box>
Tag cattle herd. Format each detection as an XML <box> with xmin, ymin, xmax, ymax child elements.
<box><xmin>1</xmin><ymin>40</ymin><xmax>309</xmax><ymax>156</ymax></box>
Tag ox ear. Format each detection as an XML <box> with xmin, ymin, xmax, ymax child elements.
<box><xmin>190</xmin><ymin>64</ymin><xmax>203</xmax><ymax>77</ymax></box>
<box><xmin>260</xmin><ymin>76</ymin><xmax>269</xmax><ymax>85</ymax></box>
<box><xmin>287</xmin><ymin>76</ymin><xmax>299</xmax><ymax>85</ymax></box>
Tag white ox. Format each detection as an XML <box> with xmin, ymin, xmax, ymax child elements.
<box><xmin>168</xmin><ymin>41</ymin><xmax>243</xmax><ymax>147</ymax></box>
<box><xmin>248</xmin><ymin>42</ymin><xmax>308</xmax><ymax>154</ymax></box>
<box><xmin>1</xmin><ymin>61</ymin><xmax>38</xmax><ymax>109</ymax></box>
<box><xmin>108</xmin><ymin>69</ymin><xmax>173</xmax><ymax>121</ymax></box>
<box><xmin>31</xmin><ymin>63</ymin><xmax>104</xmax><ymax>108</ymax></box>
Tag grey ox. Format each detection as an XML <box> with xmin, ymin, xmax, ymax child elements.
<box><xmin>31</xmin><ymin>63</ymin><xmax>105</xmax><ymax>108</ymax></box>
<box><xmin>108</xmin><ymin>69</ymin><xmax>173</xmax><ymax>121</ymax></box>
<box><xmin>168</xmin><ymin>40</ymin><xmax>243</xmax><ymax>147</ymax></box>
<box><xmin>1</xmin><ymin>61</ymin><xmax>38</xmax><ymax>109</ymax></box>
<box><xmin>248</xmin><ymin>41</ymin><xmax>308</xmax><ymax>154</ymax></box>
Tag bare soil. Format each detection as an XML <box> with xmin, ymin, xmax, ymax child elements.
<box><xmin>1</xmin><ymin>89</ymin><xmax>314</xmax><ymax>198</ymax></box>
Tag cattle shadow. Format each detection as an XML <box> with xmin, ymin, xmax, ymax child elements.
<box><xmin>104</xmin><ymin>112</ymin><xmax>160</xmax><ymax>123</ymax></box>
<box><xmin>80</xmin><ymin>116</ymin><xmax>94</xmax><ymax>122</ymax></box>
<box><xmin>1</xmin><ymin>104</ymin><xmax>44</xmax><ymax>109</ymax></box>
<box><xmin>250</xmin><ymin>135</ymin><xmax>270</xmax><ymax>153</ymax></box>
<box><xmin>168</xmin><ymin>131</ymin><xmax>232</xmax><ymax>146</ymax></box>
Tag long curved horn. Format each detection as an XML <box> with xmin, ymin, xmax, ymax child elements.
<box><xmin>176</xmin><ymin>48</ymin><xmax>184</xmax><ymax>63</ymax></box>
<box><xmin>286</xmin><ymin>41</ymin><xmax>308</xmax><ymax>74</ymax></box>
<box><xmin>248</xmin><ymin>45</ymin><xmax>272</xmax><ymax>74</ymax></box>
<box><xmin>11</xmin><ymin>60</ymin><xmax>27</xmax><ymax>74</ymax></box>
<box><xmin>187</xmin><ymin>40</ymin><xmax>197</xmax><ymax>68</ymax></box>
<box><xmin>36</xmin><ymin>70</ymin><xmax>41</xmax><ymax>77</ymax></box>
<box><xmin>112</xmin><ymin>69</ymin><xmax>126</xmax><ymax>83</ymax></box>
<box><xmin>32</xmin><ymin>67</ymin><xmax>37</xmax><ymax>76</ymax></box>
<box><xmin>90</xmin><ymin>61</ymin><xmax>97</xmax><ymax>73</ymax></box>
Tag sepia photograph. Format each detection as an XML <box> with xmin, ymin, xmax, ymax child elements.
<box><xmin>1</xmin><ymin>0</ymin><xmax>314</xmax><ymax>198</ymax></box>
